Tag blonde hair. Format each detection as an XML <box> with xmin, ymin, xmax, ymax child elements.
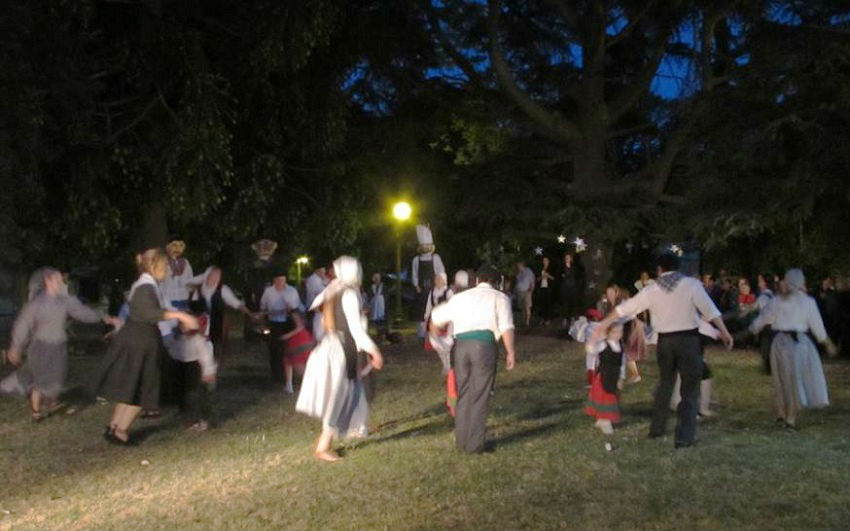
<box><xmin>135</xmin><ymin>248</ymin><xmax>168</xmax><ymax>276</ymax></box>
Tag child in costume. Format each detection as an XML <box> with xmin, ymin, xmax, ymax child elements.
<box><xmin>583</xmin><ymin>320</ymin><xmax>626</xmax><ymax>434</ymax></box>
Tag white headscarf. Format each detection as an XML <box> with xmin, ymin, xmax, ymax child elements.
<box><xmin>309</xmin><ymin>256</ymin><xmax>363</xmax><ymax>311</ymax></box>
<box><xmin>784</xmin><ymin>268</ymin><xmax>806</xmax><ymax>292</ymax></box>
<box><xmin>27</xmin><ymin>267</ymin><xmax>61</xmax><ymax>301</ymax></box>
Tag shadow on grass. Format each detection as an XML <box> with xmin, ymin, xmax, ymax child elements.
<box><xmin>343</xmin><ymin>417</ymin><xmax>454</xmax><ymax>453</ymax></box>
<box><xmin>490</xmin><ymin>421</ymin><xmax>565</xmax><ymax>448</ymax></box>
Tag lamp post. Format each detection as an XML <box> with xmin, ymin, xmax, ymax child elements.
<box><xmin>296</xmin><ymin>256</ymin><xmax>309</xmax><ymax>287</ymax></box>
<box><xmin>392</xmin><ymin>201</ymin><xmax>412</xmax><ymax>329</ymax></box>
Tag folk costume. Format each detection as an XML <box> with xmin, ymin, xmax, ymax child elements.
<box><xmin>3</xmin><ymin>269</ymin><xmax>105</xmax><ymax>414</ymax></box>
<box><xmin>411</xmin><ymin>224</ymin><xmax>445</xmax><ymax>339</ymax></box>
<box><xmin>424</xmin><ymin>273</ymin><xmax>453</xmax><ymax>351</ymax></box>
<box><xmin>94</xmin><ymin>273</ymin><xmax>168</xmax><ymax>411</ymax></box>
<box><xmin>368</xmin><ymin>274</ymin><xmax>387</xmax><ymax>339</ymax></box>
<box><xmin>614</xmin><ymin>270</ymin><xmax>723</xmax><ymax>447</ymax></box>
<box><xmin>162</xmin><ymin>313</ymin><xmax>216</xmax><ymax>429</ymax></box>
<box><xmin>162</xmin><ymin>236</ymin><xmax>194</xmax><ymax>313</ymax></box>
<box><xmin>187</xmin><ymin>270</ymin><xmax>245</xmax><ymax>357</ymax></box>
<box><xmin>584</xmin><ymin>338</ymin><xmax>626</xmax><ymax>426</ymax></box>
<box><xmin>750</xmin><ymin>269</ymin><xmax>832</xmax><ymax>427</ymax></box>
<box><xmin>430</xmin><ymin>277</ymin><xmax>515</xmax><ymax>453</ymax></box>
<box><xmin>296</xmin><ymin>257</ymin><xmax>375</xmax><ymax>440</ymax></box>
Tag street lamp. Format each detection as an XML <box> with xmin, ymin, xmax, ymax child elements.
<box><xmin>392</xmin><ymin>201</ymin><xmax>412</xmax><ymax>329</ymax></box>
<box><xmin>296</xmin><ymin>255</ymin><xmax>309</xmax><ymax>286</ymax></box>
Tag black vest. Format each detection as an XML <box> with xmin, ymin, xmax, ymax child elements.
<box><xmin>598</xmin><ymin>344</ymin><xmax>624</xmax><ymax>394</ymax></box>
<box><xmin>418</xmin><ymin>256</ymin><xmax>435</xmax><ymax>292</ymax></box>
<box><xmin>333</xmin><ymin>289</ymin><xmax>359</xmax><ymax>380</ymax></box>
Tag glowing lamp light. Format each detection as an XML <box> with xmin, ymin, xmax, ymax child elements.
<box><xmin>296</xmin><ymin>256</ymin><xmax>309</xmax><ymax>265</ymax></box>
<box><xmin>392</xmin><ymin>201</ymin><xmax>412</xmax><ymax>222</ymax></box>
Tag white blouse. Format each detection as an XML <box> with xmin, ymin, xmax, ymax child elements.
<box><xmin>750</xmin><ymin>291</ymin><xmax>828</xmax><ymax>342</ymax></box>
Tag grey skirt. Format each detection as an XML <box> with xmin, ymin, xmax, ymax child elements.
<box><xmin>0</xmin><ymin>341</ymin><xmax>68</xmax><ymax>399</ymax></box>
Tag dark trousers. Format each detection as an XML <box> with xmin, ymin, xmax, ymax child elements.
<box><xmin>759</xmin><ymin>328</ymin><xmax>774</xmax><ymax>374</ymax></box>
<box><xmin>164</xmin><ymin>358</ymin><xmax>208</xmax><ymax>424</ymax></box>
<box><xmin>267</xmin><ymin>322</ymin><xmax>289</xmax><ymax>384</ymax></box>
<box><xmin>536</xmin><ymin>287</ymin><xmax>553</xmax><ymax>322</ymax></box>
<box><xmin>650</xmin><ymin>332</ymin><xmax>702</xmax><ymax>446</ymax></box>
<box><xmin>453</xmin><ymin>340</ymin><xmax>497</xmax><ymax>453</ymax></box>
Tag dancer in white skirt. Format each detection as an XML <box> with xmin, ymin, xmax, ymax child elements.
<box><xmin>296</xmin><ymin>256</ymin><xmax>384</xmax><ymax>461</ymax></box>
<box><xmin>749</xmin><ymin>268</ymin><xmax>837</xmax><ymax>429</ymax></box>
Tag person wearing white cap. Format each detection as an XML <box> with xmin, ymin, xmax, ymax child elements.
<box><xmin>749</xmin><ymin>268</ymin><xmax>837</xmax><ymax>429</ymax></box>
<box><xmin>411</xmin><ymin>224</ymin><xmax>446</xmax><ymax>339</ymax></box>
<box><xmin>453</xmin><ymin>270</ymin><xmax>469</xmax><ymax>293</ymax></box>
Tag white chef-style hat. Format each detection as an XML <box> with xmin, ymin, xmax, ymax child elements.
<box><xmin>416</xmin><ymin>224</ymin><xmax>434</xmax><ymax>246</ymax></box>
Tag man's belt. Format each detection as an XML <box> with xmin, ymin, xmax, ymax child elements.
<box><xmin>455</xmin><ymin>330</ymin><xmax>497</xmax><ymax>343</ymax></box>
<box><xmin>657</xmin><ymin>328</ymin><xmax>699</xmax><ymax>338</ymax></box>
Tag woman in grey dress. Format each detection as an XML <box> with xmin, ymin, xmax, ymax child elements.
<box><xmin>94</xmin><ymin>249</ymin><xmax>198</xmax><ymax>444</ymax></box>
<box><xmin>4</xmin><ymin>268</ymin><xmax>120</xmax><ymax>421</ymax></box>
<box><xmin>750</xmin><ymin>269</ymin><xmax>838</xmax><ymax>428</ymax></box>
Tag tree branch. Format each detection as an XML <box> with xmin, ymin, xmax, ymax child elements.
<box><xmin>607</xmin><ymin>122</ymin><xmax>657</xmax><ymax>138</ymax></box>
<box><xmin>105</xmin><ymin>96</ymin><xmax>160</xmax><ymax>143</ymax></box>
<box><xmin>486</xmin><ymin>0</ymin><xmax>580</xmax><ymax>143</ymax></box>
<box><xmin>607</xmin><ymin>40</ymin><xmax>667</xmax><ymax>121</ymax></box>
<box><xmin>606</xmin><ymin>1</ymin><xmax>658</xmax><ymax>48</ymax></box>
<box><xmin>422</xmin><ymin>0</ymin><xmax>487</xmax><ymax>90</ymax></box>
<box><xmin>544</xmin><ymin>0</ymin><xmax>580</xmax><ymax>36</ymax></box>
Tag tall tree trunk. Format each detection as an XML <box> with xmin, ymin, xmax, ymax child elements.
<box><xmin>137</xmin><ymin>201</ymin><xmax>168</xmax><ymax>251</ymax></box>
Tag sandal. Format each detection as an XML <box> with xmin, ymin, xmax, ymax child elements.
<box><xmin>31</xmin><ymin>411</ymin><xmax>45</xmax><ymax>423</ymax></box>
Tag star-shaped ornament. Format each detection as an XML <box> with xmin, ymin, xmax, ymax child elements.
<box><xmin>573</xmin><ymin>237</ymin><xmax>587</xmax><ymax>253</ymax></box>
<box><xmin>557</xmin><ymin>235</ymin><xmax>566</xmax><ymax>244</ymax></box>
<box><xmin>534</xmin><ymin>246</ymin><xmax>543</xmax><ymax>256</ymax></box>
<box><xmin>669</xmin><ymin>244</ymin><xmax>684</xmax><ymax>257</ymax></box>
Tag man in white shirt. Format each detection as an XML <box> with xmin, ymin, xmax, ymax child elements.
<box><xmin>515</xmin><ymin>261</ymin><xmax>535</xmax><ymax>328</ymax></box>
<box><xmin>260</xmin><ymin>270</ymin><xmax>304</xmax><ymax>385</ymax></box>
<box><xmin>430</xmin><ymin>265</ymin><xmax>517</xmax><ymax>453</ymax></box>
<box><xmin>593</xmin><ymin>254</ymin><xmax>733</xmax><ymax>448</ymax></box>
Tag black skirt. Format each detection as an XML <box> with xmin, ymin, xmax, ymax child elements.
<box><xmin>93</xmin><ymin>320</ymin><xmax>164</xmax><ymax>410</ymax></box>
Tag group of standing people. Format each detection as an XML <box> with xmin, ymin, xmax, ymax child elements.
<box><xmin>513</xmin><ymin>252</ymin><xmax>586</xmax><ymax>329</ymax></box>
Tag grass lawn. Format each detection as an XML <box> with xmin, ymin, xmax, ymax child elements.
<box><xmin>0</xmin><ymin>330</ymin><xmax>848</xmax><ymax>530</ymax></box>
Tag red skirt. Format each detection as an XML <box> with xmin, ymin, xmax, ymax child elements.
<box><xmin>584</xmin><ymin>372</ymin><xmax>620</xmax><ymax>422</ymax></box>
<box><xmin>446</xmin><ymin>368</ymin><xmax>458</xmax><ymax>417</ymax></box>
<box><xmin>284</xmin><ymin>328</ymin><xmax>315</xmax><ymax>367</ymax></box>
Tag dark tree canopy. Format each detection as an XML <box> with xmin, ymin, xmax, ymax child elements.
<box><xmin>0</xmin><ymin>0</ymin><xmax>847</xmax><ymax>291</ymax></box>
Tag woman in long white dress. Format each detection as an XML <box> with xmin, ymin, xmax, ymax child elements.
<box><xmin>750</xmin><ymin>268</ymin><xmax>837</xmax><ymax>428</ymax></box>
<box><xmin>295</xmin><ymin>256</ymin><xmax>384</xmax><ymax>461</ymax></box>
